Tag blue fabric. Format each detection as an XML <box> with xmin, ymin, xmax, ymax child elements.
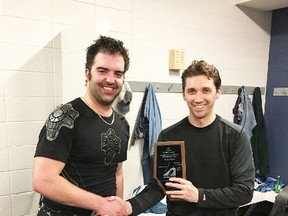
<box><xmin>255</xmin><ymin>173</ymin><xmax>285</xmax><ymax>192</ymax></box>
<box><xmin>141</xmin><ymin>143</ymin><xmax>152</xmax><ymax>184</ymax></box>
<box><xmin>235</xmin><ymin>86</ymin><xmax>257</xmax><ymax>138</ymax></box>
<box><xmin>141</xmin><ymin>83</ymin><xmax>162</xmax><ymax>184</ymax></box>
<box><xmin>145</xmin><ymin>202</ymin><xmax>167</xmax><ymax>214</ymax></box>
<box><xmin>132</xmin><ymin>83</ymin><xmax>162</xmax><ymax>184</ymax></box>
<box><xmin>144</xmin><ymin>83</ymin><xmax>162</xmax><ymax>157</ymax></box>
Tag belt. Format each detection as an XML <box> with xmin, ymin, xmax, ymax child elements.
<box><xmin>40</xmin><ymin>203</ymin><xmax>99</xmax><ymax>216</ymax></box>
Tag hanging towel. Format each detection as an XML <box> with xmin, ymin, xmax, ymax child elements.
<box><xmin>131</xmin><ymin>83</ymin><xmax>162</xmax><ymax>184</ymax></box>
<box><xmin>233</xmin><ymin>86</ymin><xmax>257</xmax><ymax>138</ymax></box>
<box><xmin>251</xmin><ymin>87</ymin><xmax>270</xmax><ymax>175</ymax></box>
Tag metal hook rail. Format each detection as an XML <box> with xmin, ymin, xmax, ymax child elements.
<box><xmin>128</xmin><ymin>81</ymin><xmax>265</xmax><ymax>95</ymax></box>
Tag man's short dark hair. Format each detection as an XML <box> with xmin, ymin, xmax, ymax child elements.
<box><xmin>85</xmin><ymin>35</ymin><xmax>130</xmax><ymax>72</ymax></box>
<box><xmin>181</xmin><ymin>60</ymin><xmax>221</xmax><ymax>91</ymax></box>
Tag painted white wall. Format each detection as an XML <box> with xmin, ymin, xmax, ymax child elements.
<box><xmin>0</xmin><ymin>0</ymin><xmax>271</xmax><ymax>215</ymax></box>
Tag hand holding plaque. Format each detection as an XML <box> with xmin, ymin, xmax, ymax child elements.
<box><xmin>153</xmin><ymin>141</ymin><xmax>186</xmax><ymax>194</ymax></box>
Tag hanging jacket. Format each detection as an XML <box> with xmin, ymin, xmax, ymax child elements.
<box><xmin>131</xmin><ymin>83</ymin><xmax>162</xmax><ymax>184</ymax></box>
<box><xmin>232</xmin><ymin>89</ymin><xmax>242</xmax><ymax>124</ymax></box>
<box><xmin>250</xmin><ymin>87</ymin><xmax>270</xmax><ymax>174</ymax></box>
<box><xmin>144</xmin><ymin>83</ymin><xmax>162</xmax><ymax>157</ymax></box>
<box><xmin>233</xmin><ymin>86</ymin><xmax>257</xmax><ymax>138</ymax></box>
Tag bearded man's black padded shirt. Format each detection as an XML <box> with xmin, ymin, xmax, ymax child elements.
<box><xmin>35</xmin><ymin>98</ymin><xmax>129</xmax><ymax>215</ymax></box>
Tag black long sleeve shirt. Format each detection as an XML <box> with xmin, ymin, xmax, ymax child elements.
<box><xmin>128</xmin><ymin>115</ymin><xmax>255</xmax><ymax>216</ymax></box>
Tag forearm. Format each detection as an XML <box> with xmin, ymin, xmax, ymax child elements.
<box><xmin>116</xmin><ymin>163</ymin><xmax>124</xmax><ymax>198</ymax></box>
<box><xmin>127</xmin><ymin>180</ymin><xmax>165</xmax><ymax>215</ymax></box>
<box><xmin>34</xmin><ymin>172</ymin><xmax>105</xmax><ymax>212</ymax></box>
<box><xmin>116</xmin><ymin>173</ymin><xmax>124</xmax><ymax>198</ymax></box>
<box><xmin>33</xmin><ymin>157</ymin><xmax>107</xmax><ymax>213</ymax></box>
<box><xmin>197</xmin><ymin>181</ymin><xmax>253</xmax><ymax>209</ymax></box>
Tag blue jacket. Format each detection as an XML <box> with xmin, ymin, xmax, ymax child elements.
<box><xmin>132</xmin><ymin>83</ymin><xmax>162</xmax><ymax>184</ymax></box>
<box><xmin>233</xmin><ymin>86</ymin><xmax>256</xmax><ymax>138</ymax></box>
<box><xmin>144</xmin><ymin>83</ymin><xmax>162</xmax><ymax>157</ymax></box>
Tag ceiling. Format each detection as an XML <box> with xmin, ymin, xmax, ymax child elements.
<box><xmin>235</xmin><ymin>0</ymin><xmax>288</xmax><ymax>11</ymax></box>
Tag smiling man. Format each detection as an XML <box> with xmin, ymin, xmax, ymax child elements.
<box><xmin>124</xmin><ymin>60</ymin><xmax>255</xmax><ymax>216</ymax></box>
<box><xmin>33</xmin><ymin>36</ymin><xmax>130</xmax><ymax>216</ymax></box>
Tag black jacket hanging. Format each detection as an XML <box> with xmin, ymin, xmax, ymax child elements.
<box><xmin>250</xmin><ymin>87</ymin><xmax>270</xmax><ymax>174</ymax></box>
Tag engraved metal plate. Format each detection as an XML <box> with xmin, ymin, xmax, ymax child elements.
<box><xmin>153</xmin><ymin>141</ymin><xmax>186</xmax><ymax>192</ymax></box>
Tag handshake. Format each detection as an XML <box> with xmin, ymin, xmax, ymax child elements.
<box><xmin>93</xmin><ymin>197</ymin><xmax>132</xmax><ymax>216</ymax></box>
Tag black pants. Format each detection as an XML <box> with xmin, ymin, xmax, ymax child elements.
<box><xmin>37</xmin><ymin>204</ymin><xmax>73</xmax><ymax>216</ymax></box>
<box><xmin>37</xmin><ymin>204</ymin><xmax>98</xmax><ymax>216</ymax></box>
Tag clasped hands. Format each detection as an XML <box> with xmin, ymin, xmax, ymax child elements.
<box><xmin>102</xmin><ymin>177</ymin><xmax>199</xmax><ymax>216</ymax></box>
<box><xmin>101</xmin><ymin>196</ymin><xmax>132</xmax><ymax>216</ymax></box>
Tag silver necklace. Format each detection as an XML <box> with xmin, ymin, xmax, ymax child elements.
<box><xmin>97</xmin><ymin>112</ymin><xmax>115</xmax><ymax>126</ymax></box>
<box><xmin>82</xmin><ymin>97</ymin><xmax>115</xmax><ymax>126</ymax></box>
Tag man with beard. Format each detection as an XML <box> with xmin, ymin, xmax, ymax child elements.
<box><xmin>33</xmin><ymin>36</ymin><xmax>130</xmax><ymax>216</ymax></box>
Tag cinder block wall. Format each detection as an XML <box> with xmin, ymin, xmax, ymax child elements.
<box><xmin>0</xmin><ymin>0</ymin><xmax>271</xmax><ymax>215</ymax></box>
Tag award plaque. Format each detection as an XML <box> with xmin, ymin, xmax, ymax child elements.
<box><xmin>153</xmin><ymin>141</ymin><xmax>186</xmax><ymax>193</ymax></box>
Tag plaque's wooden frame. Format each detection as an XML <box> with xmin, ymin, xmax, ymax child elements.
<box><xmin>153</xmin><ymin>141</ymin><xmax>186</xmax><ymax>193</ymax></box>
